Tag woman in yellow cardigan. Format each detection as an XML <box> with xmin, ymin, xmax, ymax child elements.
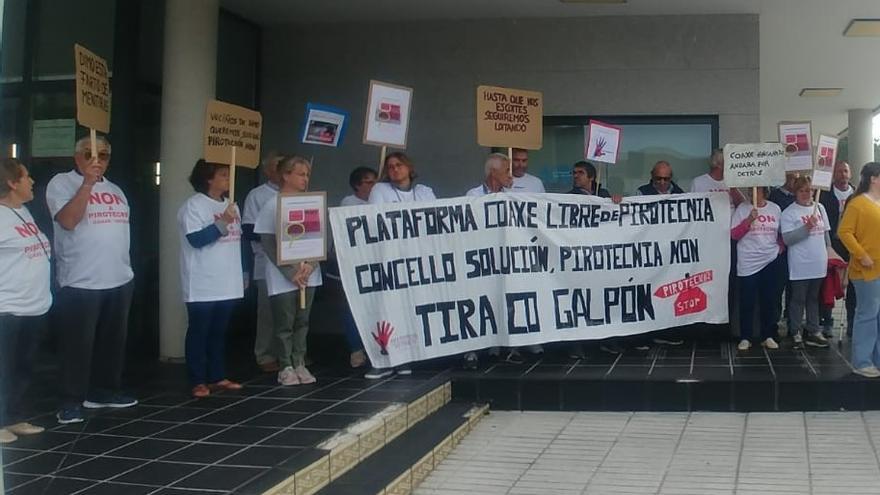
<box><xmin>838</xmin><ymin>162</ymin><xmax>880</xmax><ymax>377</ymax></box>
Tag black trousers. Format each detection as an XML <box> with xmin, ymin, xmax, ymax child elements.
<box><xmin>55</xmin><ymin>281</ymin><xmax>134</xmax><ymax>406</ymax></box>
<box><xmin>0</xmin><ymin>315</ymin><xmax>42</xmax><ymax>425</ymax></box>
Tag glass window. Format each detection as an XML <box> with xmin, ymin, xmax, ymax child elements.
<box><xmin>531</xmin><ymin>117</ymin><xmax>718</xmax><ymax>195</ymax></box>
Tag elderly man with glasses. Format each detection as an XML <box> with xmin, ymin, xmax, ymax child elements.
<box><xmin>46</xmin><ymin>135</ymin><xmax>138</xmax><ymax>424</ymax></box>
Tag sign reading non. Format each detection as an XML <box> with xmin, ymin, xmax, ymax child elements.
<box><xmin>476</xmin><ymin>85</ymin><xmax>543</xmax><ymax>150</ymax></box>
<box><xmin>722</xmin><ymin>143</ymin><xmax>786</xmax><ymax>188</ymax></box>
<box><xmin>204</xmin><ymin>100</ymin><xmax>262</xmax><ymax>168</ymax></box>
<box><xmin>74</xmin><ymin>44</ymin><xmax>110</xmax><ymax>133</ymax></box>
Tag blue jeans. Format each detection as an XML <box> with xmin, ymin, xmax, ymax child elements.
<box><xmin>851</xmin><ymin>279</ymin><xmax>880</xmax><ymax>370</ymax></box>
<box><xmin>186</xmin><ymin>300</ymin><xmax>236</xmax><ymax>386</ymax></box>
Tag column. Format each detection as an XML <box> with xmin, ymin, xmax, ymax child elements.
<box><xmin>159</xmin><ymin>0</ymin><xmax>218</xmax><ymax>360</ymax></box>
<box><xmin>847</xmin><ymin>109</ymin><xmax>874</xmax><ymax>179</ymax></box>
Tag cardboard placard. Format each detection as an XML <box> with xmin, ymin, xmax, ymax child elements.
<box><xmin>276</xmin><ymin>191</ymin><xmax>328</xmax><ymax>266</ymax></box>
<box><xmin>204</xmin><ymin>99</ymin><xmax>262</xmax><ymax>168</ymax></box>
<box><xmin>722</xmin><ymin>143</ymin><xmax>786</xmax><ymax>188</ymax></box>
<box><xmin>363</xmin><ymin>80</ymin><xmax>413</xmax><ymax>148</ymax></box>
<box><xmin>778</xmin><ymin>121</ymin><xmax>813</xmax><ymax>172</ymax></box>
<box><xmin>74</xmin><ymin>44</ymin><xmax>111</xmax><ymax>133</ymax></box>
<box><xmin>476</xmin><ymin>85</ymin><xmax>543</xmax><ymax>150</ymax></box>
<box><xmin>812</xmin><ymin>134</ymin><xmax>839</xmax><ymax>191</ymax></box>
<box><xmin>584</xmin><ymin>120</ymin><xmax>622</xmax><ymax>164</ymax></box>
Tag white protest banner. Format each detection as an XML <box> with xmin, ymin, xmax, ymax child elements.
<box><xmin>585</xmin><ymin>120</ymin><xmax>622</xmax><ymax>164</ymax></box>
<box><xmin>331</xmin><ymin>193</ymin><xmax>730</xmax><ymax>368</ymax></box>
<box><xmin>276</xmin><ymin>192</ymin><xmax>328</xmax><ymax>266</ymax></box>
<box><xmin>778</xmin><ymin>121</ymin><xmax>813</xmax><ymax>172</ymax></box>
<box><xmin>363</xmin><ymin>80</ymin><xmax>413</xmax><ymax>148</ymax></box>
<box><xmin>722</xmin><ymin>143</ymin><xmax>786</xmax><ymax>188</ymax></box>
<box><xmin>476</xmin><ymin>85</ymin><xmax>543</xmax><ymax>150</ymax></box>
<box><xmin>812</xmin><ymin>134</ymin><xmax>839</xmax><ymax>191</ymax></box>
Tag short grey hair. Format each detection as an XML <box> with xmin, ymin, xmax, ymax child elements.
<box><xmin>709</xmin><ymin>148</ymin><xmax>723</xmax><ymax>168</ymax></box>
<box><xmin>75</xmin><ymin>135</ymin><xmax>112</xmax><ymax>154</ymax></box>
<box><xmin>484</xmin><ymin>153</ymin><xmax>510</xmax><ymax>177</ymax></box>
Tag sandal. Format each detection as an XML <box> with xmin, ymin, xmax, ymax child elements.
<box><xmin>210</xmin><ymin>379</ymin><xmax>243</xmax><ymax>391</ymax></box>
<box><xmin>191</xmin><ymin>384</ymin><xmax>210</xmax><ymax>398</ymax></box>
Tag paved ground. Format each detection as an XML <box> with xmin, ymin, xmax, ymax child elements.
<box><xmin>417</xmin><ymin>411</ymin><xmax>880</xmax><ymax>495</ymax></box>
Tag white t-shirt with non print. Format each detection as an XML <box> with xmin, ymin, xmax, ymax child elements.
<box><xmin>780</xmin><ymin>202</ymin><xmax>830</xmax><ymax>281</ymax></box>
<box><xmin>691</xmin><ymin>173</ymin><xmax>736</xmax><ymax>210</ymax></box>
<box><xmin>0</xmin><ymin>205</ymin><xmax>51</xmax><ymax>316</ymax></box>
<box><xmin>178</xmin><ymin>193</ymin><xmax>244</xmax><ymax>303</ymax></box>
<box><xmin>368</xmin><ymin>182</ymin><xmax>436</xmax><ymax>204</ymax></box>
<box><xmin>833</xmin><ymin>185</ymin><xmax>854</xmax><ymax>220</ymax></box>
<box><xmin>511</xmin><ymin>173</ymin><xmax>545</xmax><ymax>193</ymax></box>
<box><xmin>340</xmin><ymin>194</ymin><xmax>368</xmax><ymax>207</ymax></box>
<box><xmin>46</xmin><ymin>170</ymin><xmax>133</xmax><ymax>290</ymax></box>
<box><xmin>242</xmin><ymin>182</ymin><xmax>279</xmax><ymax>281</ymax></box>
<box><xmin>731</xmin><ymin>201</ymin><xmax>782</xmax><ymax>277</ymax></box>
<box><xmin>253</xmin><ymin>194</ymin><xmax>323</xmax><ymax>297</ymax></box>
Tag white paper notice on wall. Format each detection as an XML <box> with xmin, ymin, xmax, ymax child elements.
<box><xmin>363</xmin><ymin>80</ymin><xmax>413</xmax><ymax>148</ymax></box>
<box><xmin>584</xmin><ymin>120</ymin><xmax>622</xmax><ymax>164</ymax></box>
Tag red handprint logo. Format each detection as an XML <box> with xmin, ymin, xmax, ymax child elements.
<box><xmin>372</xmin><ymin>321</ymin><xmax>395</xmax><ymax>355</ymax></box>
<box><xmin>593</xmin><ymin>137</ymin><xmax>607</xmax><ymax>158</ymax></box>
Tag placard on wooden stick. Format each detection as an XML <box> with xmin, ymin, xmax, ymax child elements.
<box><xmin>74</xmin><ymin>44</ymin><xmax>111</xmax><ymax>134</ymax></box>
<box><xmin>204</xmin><ymin>99</ymin><xmax>262</xmax><ymax>168</ymax></box>
<box><xmin>363</xmin><ymin>80</ymin><xmax>413</xmax><ymax>149</ymax></box>
<box><xmin>476</xmin><ymin>85</ymin><xmax>543</xmax><ymax>150</ymax></box>
<box><xmin>812</xmin><ymin>134</ymin><xmax>839</xmax><ymax>191</ymax></box>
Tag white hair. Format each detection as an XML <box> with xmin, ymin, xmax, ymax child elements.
<box><xmin>75</xmin><ymin>135</ymin><xmax>112</xmax><ymax>154</ymax></box>
<box><xmin>484</xmin><ymin>153</ymin><xmax>510</xmax><ymax>177</ymax></box>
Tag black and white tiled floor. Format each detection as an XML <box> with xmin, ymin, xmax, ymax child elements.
<box><xmin>1</xmin><ymin>364</ymin><xmax>445</xmax><ymax>495</ymax></box>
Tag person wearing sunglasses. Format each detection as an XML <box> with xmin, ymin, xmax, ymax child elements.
<box><xmin>47</xmin><ymin>135</ymin><xmax>138</xmax><ymax>424</ymax></box>
<box><xmin>637</xmin><ymin>161</ymin><xmax>684</xmax><ymax>196</ymax></box>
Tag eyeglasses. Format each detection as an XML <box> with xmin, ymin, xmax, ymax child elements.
<box><xmin>82</xmin><ymin>151</ymin><xmax>111</xmax><ymax>161</ymax></box>
<box><xmin>652</xmin><ymin>176</ymin><xmax>672</xmax><ymax>182</ymax></box>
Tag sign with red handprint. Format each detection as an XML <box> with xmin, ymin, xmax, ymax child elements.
<box><xmin>372</xmin><ymin>321</ymin><xmax>395</xmax><ymax>355</ymax></box>
<box><xmin>585</xmin><ymin>120</ymin><xmax>622</xmax><ymax>164</ymax></box>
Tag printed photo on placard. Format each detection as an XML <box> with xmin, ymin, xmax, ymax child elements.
<box><xmin>301</xmin><ymin>103</ymin><xmax>347</xmax><ymax>147</ymax></box>
<box><xmin>276</xmin><ymin>192</ymin><xmax>327</xmax><ymax>266</ymax></box>
<box><xmin>778</xmin><ymin>121</ymin><xmax>813</xmax><ymax>172</ymax></box>
<box><xmin>812</xmin><ymin>134</ymin><xmax>839</xmax><ymax>191</ymax></box>
<box><xmin>363</xmin><ymin>80</ymin><xmax>413</xmax><ymax>148</ymax></box>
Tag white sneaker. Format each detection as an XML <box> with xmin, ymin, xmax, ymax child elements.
<box><xmin>737</xmin><ymin>339</ymin><xmax>751</xmax><ymax>351</ymax></box>
<box><xmin>295</xmin><ymin>365</ymin><xmax>316</xmax><ymax>384</ymax></box>
<box><xmin>792</xmin><ymin>333</ymin><xmax>803</xmax><ymax>347</ymax></box>
<box><xmin>278</xmin><ymin>366</ymin><xmax>299</xmax><ymax>386</ymax></box>
<box><xmin>0</xmin><ymin>428</ymin><xmax>17</xmax><ymax>444</ymax></box>
<box><xmin>762</xmin><ymin>338</ymin><xmax>779</xmax><ymax>350</ymax></box>
<box><xmin>6</xmin><ymin>422</ymin><xmax>44</xmax><ymax>436</ymax></box>
<box><xmin>854</xmin><ymin>366</ymin><xmax>880</xmax><ymax>378</ymax></box>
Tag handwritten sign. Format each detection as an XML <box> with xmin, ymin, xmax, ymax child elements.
<box><xmin>722</xmin><ymin>143</ymin><xmax>786</xmax><ymax>188</ymax></box>
<box><xmin>203</xmin><ymin>100</ymin><xmax>262</xmax><ymax>168</ymax></box>
<box><xmin>476</xmin><ymin>85</ymin><xmax>543</xmax><ymax>150</ymax></box>
<box><xmin>74</xmin><ymin>44</ymin><xmax>111</xmax><ymax>133</ymax></box>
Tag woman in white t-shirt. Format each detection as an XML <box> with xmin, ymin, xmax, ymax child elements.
<box><xmin>364</xmin><ymin>152</ymin><xmax>435</xmax><ymax>379</ymax></box>
<box><xmin>780</xmin><ymin>176</ymin><xmax>837</xmax><ymax>349</ymax></box>
<box><xmin>368</xmin><ymin>152</ymin><xmax>436</xmax><ymax>204</ymax></box>
<box><xmin>255</xmin><ymin>156</ymin><xmax>322</xmax><ymax>386</ymax></box>
<box><xmin>730</xmin><ymin>187</ymin><xmax>783</xmax><ymax>351</ymax></box>
<box><xmin>177</xmin><ymin>160</ymin><xmax>244</xmax><ymax>398</ymax></box>
<box><xmin>0</xmin><ymin>159</ymin><xmax>50</xmax><ymax>443</ymax></box>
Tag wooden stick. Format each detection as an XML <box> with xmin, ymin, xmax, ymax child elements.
<box><xmin>90</xmin><ymin>128</ymin><xmax>97</xmax><ymax>165</ymax></box>
<box><xmin>596</xmin><ymin>166</ymin><xmax>602</xmax><ymax>194</ymax></box>
<box><xmin>813</xmin><ymin>188</ymin><xmax>821</xmax><ymax>215</ymax></box>
<box><xmin>299</xmin><ymin>286</ymin><xmax>306</xmax><ymax>309</ymax></box>
<box><xmin>228</xmin><ymin>146</ymin><xmax>237</xmax><ymax>204</ymax></box>
<box><xmin>378</xmin><ymin>146</ymin><xmax>387</xmax><ymax>178</ymax></box>
<box><xmin>752</xmin><ymin>187</ymin><xmax>757</xmax><ymax>209</ymax></box>
<box><xmin>508</xmin><ymin>147</ymin><xmax>513</xmax><ymax>176</ymax></box>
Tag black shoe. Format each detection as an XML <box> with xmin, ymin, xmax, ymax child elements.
<box><xmin>504</xmin><ymin>350</ymin><xmax>524</xmax><ymax>364</ymax></box>
<box><xmin>805</xmin><ymin>333</ymin><xmax>829</xmax><ymax>348</ymax></box>
<box><xmin>463</xmin><ymin>352</ymin><xmax>478</xmax><ymax>370</ymax></box>
<box><xmin>568</xmin><ymin>344</ymin><xmax>586</xmax><ymax>359</ymax></box>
